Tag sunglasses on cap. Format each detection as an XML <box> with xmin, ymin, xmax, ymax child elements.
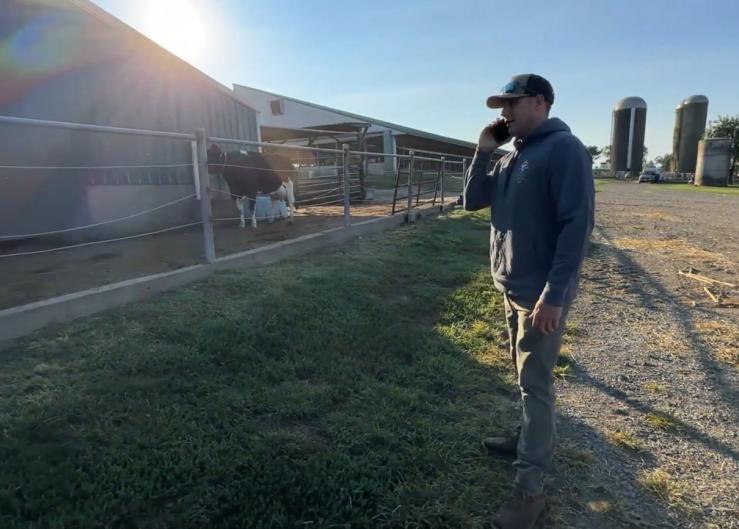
<box><xmin>501</xmin><ymin>80</ymin><xmax>537</xmax><ymax>97</ymax></box>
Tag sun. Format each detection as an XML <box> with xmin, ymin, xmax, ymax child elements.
<box><xmin>142</xmin><ymin>0</ymin><xmax>207</xmax><ymax>63</ymax></box>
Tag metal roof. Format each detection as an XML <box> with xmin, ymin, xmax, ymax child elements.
<box><xmin>261</xmin><ymin>124</ymin><xmax>368</xmax><ymax>142</ymax></box>
<box><xmin>233</xmin><ymin>83</ymin><xmax>478</xmax><ymax>151</ymax></box>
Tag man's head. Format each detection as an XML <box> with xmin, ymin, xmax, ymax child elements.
<box><xmin>486</xmin><ymin>74</ymin><xmax>554</xmax><ymax>139</ymax></box>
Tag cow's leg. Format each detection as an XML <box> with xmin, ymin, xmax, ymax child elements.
<box><xmin>250</xmin><ymin>196</ymin><xmax>257</xmax><ymax>228</ymax></box>
<box><xmin>236</xmin><ymin>197</ymin><xmax>246</xmax><ymax>228</ymax></box>
<box><xmin>286</xmin><ymin>178</ymin><xmax>295</xmax><ymax>223</ymax></box>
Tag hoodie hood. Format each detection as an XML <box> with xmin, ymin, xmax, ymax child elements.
<box><xmin>514</xmin><ymin>118</ymin><xmax>571</xmax><ymax>150</ymax></box>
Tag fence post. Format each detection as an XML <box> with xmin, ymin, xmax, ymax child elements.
<box><xmin>190</xmin><ymin>141</ymin><xmax>201</xmax><ymax>200</ymax></box>
<box><xmin>439</xmin><ymin>156</ymin><xmax>445</xmax><ymax>211</ymax></box>
<box><xmin>461</xmin><ymin>158</ymin><xmax>468</xmax><ymax>205</ymax></box>
<box><xmin>195</xmin><ymin>128</ymin><xmax>216</xmax><ymax>263</ymax></box>
<box><xmin>342</xmin><ymin>144</ymin><xmax>351</xmax><ymax>227</ymax></box>
<box><xmin>406</xmin><ymin>150</ymin><xmax>415</xmax><ymax>223</ymax></box>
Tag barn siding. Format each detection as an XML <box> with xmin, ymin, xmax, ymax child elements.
<box><xmin>0</xmin><ymin>0</ymin><xmax>258</xmax><ymax>240</ymax></box>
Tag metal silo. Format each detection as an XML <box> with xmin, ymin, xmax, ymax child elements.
<box><xmin>695</xmin><ymin>138</ymin><xmax>732</xmax><ymax>186</ymax></box>
<box><xmin>611</xmin><ymin>97</ymin><xmax>647</xmax><ymax>174</ymax></box>
<box><xmin>672</xmin><ymin>95</ymin><xmax>708</xmax><ymax>173</ymax></box>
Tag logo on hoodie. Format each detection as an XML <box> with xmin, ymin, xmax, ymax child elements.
<box><xmin>515</xmin><ymin>160</ymin><xmax>529</xmax><ymax>184</ymax></box>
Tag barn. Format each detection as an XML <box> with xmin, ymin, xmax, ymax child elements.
<box><xmin>231</xmin><ymin>84</ymin><xmax>485</xmax><ymax>178</ymax></box>
<box><xmin>0</xmin><ymin>0</ymin><xmax>259</xmax><ymax>242</ymax></box>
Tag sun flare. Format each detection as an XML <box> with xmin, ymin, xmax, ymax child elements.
<box><xmin>142</xmin><ymin>0</ymin><xmax>207</xmax><ymax>63</ymax></box>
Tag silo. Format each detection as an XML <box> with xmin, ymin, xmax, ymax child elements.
<box><xmin>695</xmin><ymin>138</ymin><xmax>732</xmax><ymax>186</ymax></box>
<box><xmin>672</xmin><ymin>95</ymin><xmax>709</xmax><ymax>173</ymax></box>
<box><xmin>611</xmin><ymin>97</ymin><xmax>647</xmax><ymax>174</ymax></box>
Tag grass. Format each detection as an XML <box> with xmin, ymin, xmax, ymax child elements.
<box><xmin>646</xmin><ymin>412</ymin><xmax>682</xmax><ymax>432</ymax></box>
<box><xmin>657</xmin><ymin>183</ymin><xmax>739</xmax><ymax>196</ymax></box>
<box><xmin>644</xmin><ymin>382</ymin><xmax>667</xmax><ymax>394</ymax></box>
<box><xmin>637</xmin><ymin>469</ymin><xmax>682</xmax><ymax>503</ymax></box>
<box><xmin>606</xmin><ymin>430</ymin><xmax>640</xmax><ymax>451</ymax></box>
<box><xmin>554</xmin><ymin>350</ymin><xmax>576</xmax><ymax>380</ymax></box>
<box><xmin>0</xmin><ymin>210</ymin><xmax>526</xmax><ymax>529</ymax></box>
<box><xmin>586</xmin><ymin>500</ymin><xmax>615</xmax><ymax>514</ymax></box>
<box><xmin>556</xmin><ymin>442</ymin><xmax>594</xmax><ymax>471</ymax></box>
<box><xmin>614</xmin><ymin>238</ymin><xmax>733</xmax><ymax>267</ymax></box>
<box><xmin>696</xmin><ymin>320</ymin><xmax>739</xmax><ymax>367</ymax></box>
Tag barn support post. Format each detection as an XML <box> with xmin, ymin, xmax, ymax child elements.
<box><xmin>438</xmin><ymin>156</ymin><xmax>445</xmax><ymax>210</ymax></box>
<box><xmin>342</xmin><ymin>144</ymin><xmax>351</xmax><ymax>227</ymax></box>
<box><xmin>406</xmin><ymin>151</ymin><xmax>415</xmax><ymax>223</ymax></box>
<box><xmin>195</xmin><ymin>128</ymin><xmax>216</xmax><ymax>263</ymax></box>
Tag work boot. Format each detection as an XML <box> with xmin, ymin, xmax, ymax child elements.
<box><xmin>491</xmin><ymin>490</ymin><xmax>545</xmax><ymax>529</ymax></box>
<box><xmin>481</xmin><ymin>428</ymin><xmax>519</xmax><ymax>456</ymax></box>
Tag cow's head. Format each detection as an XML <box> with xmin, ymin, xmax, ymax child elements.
<box><xmin>206</xmin><ymin>144</ymin><xmax>225</xmax><ymax>175</ymax></box>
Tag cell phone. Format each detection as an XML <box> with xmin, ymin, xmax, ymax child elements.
<box><xmin>486</xmin><ymin>121</ymin><xmax>510</xmax><ymax>143</ymax></box>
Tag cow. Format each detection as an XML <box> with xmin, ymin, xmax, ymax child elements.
<box><xmin>206</xmin><ymin>144</ymin><xmax>295</xmax><ymax>228</ymax></box>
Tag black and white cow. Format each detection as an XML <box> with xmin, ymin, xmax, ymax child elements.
<box><xmin>207</xmin><ymin>144</ymin><xmax>295</xmax><ymax>228</ymax></box>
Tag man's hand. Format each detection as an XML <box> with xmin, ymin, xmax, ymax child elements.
<box><xmin>477</xmin><ymin>119</ymin><xmax>511</xmax><ymax>153</ymax></box>
<box><xmin>530</xmin><ymin>299</ymin><xmax>563</xmax><ymax>335</ymax></box>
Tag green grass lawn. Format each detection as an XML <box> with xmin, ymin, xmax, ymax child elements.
<box><xmin>0</xmin><ymin>211</ymin><xmax>528</xmax><ymax>528</ymax></box>
<box><xmin>657</xmin><ymin>182</ymin><xmax>739</xmax><ymax>196</ymax></box>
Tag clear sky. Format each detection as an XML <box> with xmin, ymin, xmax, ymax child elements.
<box><xmin>92</xmin><ymin>0</ymin><xmax>739</xmax><ymax>159</ymax></box>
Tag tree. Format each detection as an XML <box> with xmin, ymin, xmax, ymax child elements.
<box><xmin>586</xmin><ymin>145</ymin><xmax>602</xmax><ymax>166</ymax></box>
<box><xmin>704</xmin><ymin>115</ymin><xmax>739</xmax><ymax>184</ymax></box>
<box><xmin>653</xmin><ymin>153</ymin><xmax>673</xmax><ymax>170</ymax></box>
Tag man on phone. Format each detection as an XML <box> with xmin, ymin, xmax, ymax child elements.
<box><xmin>464</xmin><ymin>74</ymin><xmax>594</xmax><ymax>529</ymax></box>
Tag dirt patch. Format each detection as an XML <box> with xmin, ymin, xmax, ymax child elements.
<box><xmin>553</xmin><ymin>181</ymin><xmax>739</xmax><ymax>529</ymax></box>
<box><xmin>0</xmin><ymin>201</ymin><xmax>413</xmax><ymax>310</ymax></box>
<box><xmin>614</xmin><ymin>238</ymin><xmax>736</xmax><ymax>268</ymax></box>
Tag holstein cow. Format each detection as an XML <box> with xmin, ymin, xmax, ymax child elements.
<box><xmin>206</xmin><ymin>144</ymin><xmax>296</xmax><ymax>228</ymax></box>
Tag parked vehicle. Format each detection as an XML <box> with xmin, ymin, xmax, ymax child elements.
<box><xmin>638</xmin><ymin>168</ymin><xmax>662</xmax><ymax>183</ymax></box>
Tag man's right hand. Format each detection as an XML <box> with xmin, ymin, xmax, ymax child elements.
<box><xmin>478</xmin><ymin>119</ymin><xmax>511</xmax><ymax>152</ymax></box>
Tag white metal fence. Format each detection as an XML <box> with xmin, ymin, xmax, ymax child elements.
<box><xmin>0</xmin><ymin>115</ymin><xmax>471</xmax><ymax>309</ymax></box>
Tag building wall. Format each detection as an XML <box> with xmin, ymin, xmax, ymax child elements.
<box><xmin>0</xmin><ymin>0</ymin><xmax>259</xmax><ymax>240</ymax></box>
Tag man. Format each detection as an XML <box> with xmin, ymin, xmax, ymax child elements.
<box><xmin>464</xmin><ymin>74</ymin><xmax>594</xmax><ymax>529</ymax></box>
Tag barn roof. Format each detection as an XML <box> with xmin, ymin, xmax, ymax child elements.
<box><xmin>233</xmin><ymin>83</ymin><xmax>479</xmax><ymax>151</ymax></box>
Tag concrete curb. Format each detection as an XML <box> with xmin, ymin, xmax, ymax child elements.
<box><xmin>0</xmin><ymin>202</ymin><xmax>457</xmax><ymax>345</ymax></box>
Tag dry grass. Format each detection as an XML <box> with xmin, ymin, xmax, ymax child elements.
<box><xmin>638</xmin><ymin>469</ymin><xmax>682</xmax><ymax>503</ymax></box>
<box><xmin>635</xmin><ymin>210</ymin><xmax>680</xmax><ymax>223</ymax></box>
<box><xmin>557</xmin><ymin>441</ymin><xmax>594</xmax><ymax>470</ymax></box>
<box><xmin>644</xmin><ymin>381</ymin><xmax>667</xmax><ymax>394</ymax></box>
<box><xmin>607</xmin><ymin>430</ymin><xmax>640</xmax><ymax>451</ymax></box>
<box><xmin>587</xmin><ymin>500</ymin><xmax>615</xmax><ymax>513</ymax></box>
<box><xmin>633</xmin><ymin>323</ymin><xmax>691</xmax><ymax>358</ymax></box>
<box><xmin>695</xmin><ymin>320</ymin><xmax>739</xmax><ymax>367</ymax></box>
<box><xmin>614</xmin><ymin>238</ymin><xmax>735</xmax><ymax>267</ymax></box>
<box><xmin>646</xmin><ymin>412</ymin><xmax>681</xmax><ymax>431</ymax></box>
<box><xmin>554</xmin><ymin>349</ymin><xmax>576</xmax><ymax>380</ymax></box>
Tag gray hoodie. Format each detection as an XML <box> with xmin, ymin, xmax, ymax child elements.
<box><xmin>464</xmin><ymin>118</ymin><xmax>594</xmax><ymax>306</ymax></box>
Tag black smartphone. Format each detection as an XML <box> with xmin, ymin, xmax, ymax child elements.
<box><xmin>487</xmin><ymin>121</ymin><xmax>510</xmax><ymax>143</ymax></box>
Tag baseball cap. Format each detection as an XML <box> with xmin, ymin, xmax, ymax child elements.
<box><xmin>486</xmin><ymin>74</ymin><xmax>555</xmax><ymax>108</ymax></box>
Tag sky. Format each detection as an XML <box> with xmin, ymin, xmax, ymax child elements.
<box><xmin>92</xmin><ymin>0</ymin><xmax>739</xmax><ymax>159</ymax></box>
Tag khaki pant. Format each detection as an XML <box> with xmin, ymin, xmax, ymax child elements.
<box><xmin>503</xmin><ymin>295</ymin><xmax>570</xmax><ymax>496</ymax></box>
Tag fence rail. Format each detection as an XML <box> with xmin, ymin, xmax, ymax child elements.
<box><xmin>0</xmin><ymin>115</ymin><xmax>468</xmax><ymax>272</ymax></box>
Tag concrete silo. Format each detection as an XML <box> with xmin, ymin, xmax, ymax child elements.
<box><xmin>611</xmin><ymin>97</ymin><xmax>647</xmax><ymax>175</ymax></box>
<box><xmin>671</xmin><ymin>95</ymin><xmax>709</xmax><ymax>173</ymax></box>
<box><xmin>695</xmin><ymin>138</ymin><xmax>732</xmax><ymax>186</ymax></box>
